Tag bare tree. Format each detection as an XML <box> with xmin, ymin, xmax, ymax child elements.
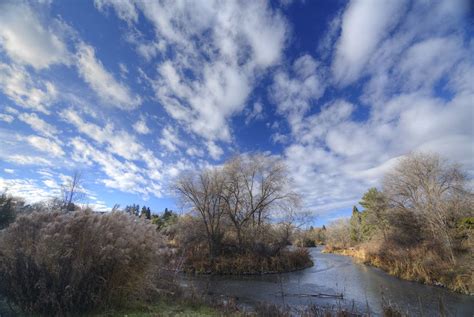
<box><xmin>221</xmin><ymin>154</ymin><xmax>299</xmax><ymax>249</ymax></box>
<box><xmin>326</xmin><ymin>218</ymin><xmax>352</xmax><ymax>249</ymax></box>
<box><xmin>61</xmin><ymin>170</ymin><xmax>85</xmax><ymax>211</ymax></box>
<box><xmin>174</xmin><ymin>168</ymin><xmax>226</xmax><ymax>259</ymax></box>
<box><xmin>383</xmin><ymin>152</ymin><xmax>472</xmax><ymax>264</ymax></box>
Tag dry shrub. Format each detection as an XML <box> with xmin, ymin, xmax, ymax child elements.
<box><xmin>359</xmin><ymin>238</ymin><xmax>473</xmax><ymax>294</ymax></box>
<box><xmin>0</xmin><ymin>210</ymin><xmax>165</xmax><ymax>315</ymax></box>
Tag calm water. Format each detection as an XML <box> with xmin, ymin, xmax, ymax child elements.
<box><xmin>186</xmin><ymin>247</ymin><xmax>474</xmax><ymax>316</ymax></box>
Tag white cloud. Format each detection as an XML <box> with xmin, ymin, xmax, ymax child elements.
<box><xmin>98</xmin><ymin>1</ymin><xmax>288</xmax><ymax>143</ymax></box>
<box><xmin>206</xmin><ymin>141</ymin><xmax>223</xmax><ymax>160</ymax></box>
<box><xmin>0</xmin><ymin>177</ymin><xmax>56</xmax><ymax>202</ymax></box>
<box><xmin>273</xmin><ymin>0</ymin><xmax>474</xmax><ymax>216</ymax></box>
<box><xmin>26</xmin><ymin>135</ymin><xmax>64</xmax><ymax>157</ymax></box>
<box><xmin>283</xmin><ymin>92</ymin><xmax>473</xmax><ymax>214</ymax></box>
<box><xmin>94</xmin><ymin>0</ymin><xmax>138</xmax><ymax>24</ymax></box>
<box><xmin>0</xmin><ymin>2</ymin><xmax>69</xmax><ymax>69</ymax></box>
<box><xmin>186</xmin><ymin>147</ymin><xmax>204</xmax><ymax>157</ymax></box>
<box><xmin>18</xmin><ymin>112</ymin><xmax>59</xmax><ymax>138</ymax></box>
<box><xmin>4</xmin><ymin>106</ymin><xmax>19</xmax><ymax>115</ymax></box>
<box><xmin>0</xmin><ymin>113</ymin><xmax>14</xmax><ymax>123</ymax></box>
<box><xmin>332</xmin><ymin>0</ymin><xmax>407</xmax><ymax>85</ymax></box>
<box><xmin>119</xmin><ymin>62</ymin><xmax>128</xmax><ymax>78</ymax></box>
<box><xmin>61</xmin><ymin>108</ymin><xmax>165</xmax><ymax>179</ymax></box>
<box><xmin>61</xmin><ymin>108</ymin><xmax>142</xmax><ymax>160</ymax></box>
<box><xmin>6</xmin><ymin>155</ymin><xmax>52</xmax><ymax>166</ymax></box>
<box><xmin>133</xmin><ymin>117</ymin><xmax>151</xmax><ymax>134</ymax></box>
<box><xmin>3</xmin><ymin>168</ymin><xmax>14</xmax><ymax>174</ymax></box>
<box><xmin>245</xmin><ymin>102</ymin><xmax>264</xmax><ymax>125</ymax></box>
<box><xmin>75</xmin><ymin>42</ymin><xmax>141</xmax><ymax>110</ymax></box>
<box><xmin>70</xmin><ymin>137</ymin><xmax>163</xmax><ymax>197</ymax></box>
<box><xmin>396</xmin><ymin>36</ymin><xmax>464</xmax><ymax>92</ymax></box>
<box><xmin>0</xmin><ymin>63</ymin><xmax>58</xmax><ymax>113</ymax></box>
<box><xmin>159</xmin><ymin>125</ymin><xmax>183</xmax><ymax>152</ymax></box>
<box><xmin>270</xmin><ymin>54</ymin><xmax>326</xmax><ymax>134</ymax></box>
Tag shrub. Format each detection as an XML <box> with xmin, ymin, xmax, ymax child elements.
<box><xmin>0</xmin><ymin>210</ymin><xmax>165</xmax><ymax>315</ymax></box>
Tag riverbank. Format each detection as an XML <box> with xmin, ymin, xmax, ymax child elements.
<box><xmin>323</xmin><ymin>245</ymin><xmax>473</xmax><ymax>295</ymax></box>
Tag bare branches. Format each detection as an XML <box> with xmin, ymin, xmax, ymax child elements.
<box><xmin>382</xmin><ymin>152</ymin><xmax>473</xmax><ymax>264</ymax></box>
<box><xmin>174</xmin><ymin>153</ymin><xmax>302</xmax><ymax>256</ymax></box>
<box><xmin>61</xmin><ymin>170</ymin><xmax>85</xmax><ymax>211</ymax></box>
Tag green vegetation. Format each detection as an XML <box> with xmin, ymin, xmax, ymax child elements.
<box><xmin>325</xmin><ymin>153</ymin><xmax>474</xmax><ymax>294</ymax></box>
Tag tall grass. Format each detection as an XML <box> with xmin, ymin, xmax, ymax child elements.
<box><xmin>0</xmin><ymin>210</ymin><xmax>165</xmax><ymax>315</ymax></box>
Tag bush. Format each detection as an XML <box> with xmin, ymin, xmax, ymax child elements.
<box><xmin>0</xmin><ymin>210</ymin><xmax>165</xmax><ymax>315</ymax></box>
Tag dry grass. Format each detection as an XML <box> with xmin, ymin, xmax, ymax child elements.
<box><xmin>184</xmin><ymin>247</ymin><xmax>313</xmax><ymax>275</ymax></box>
<box><xmin>0</xmin><ymin>210</ymin><xmax>167</xmax><ymax>315</ymax></box>
<box><xmin>326</xmin><ymin>239</ymin><xmax>473</xmax><ymax>294</ymax></box>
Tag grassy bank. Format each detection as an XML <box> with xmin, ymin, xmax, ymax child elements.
<box><xmin>324</xmin><ymin>244</ymin><xmax>473</xmax><ymax>295</ymax></box>
<box><xmin>91</xmin><ymin>298</ymin><xmax>407</xmax><ymax>317</ymax></box>
<box><xmin>90</xmin><ymin>300</ymin><xmax>234</xmax><ymax>317</ymax></box>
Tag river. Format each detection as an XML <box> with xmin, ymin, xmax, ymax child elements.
<box><xmin>186</xmin><ymin>247</ymin><xmax>474</xmax><ymax>316</ymax></box>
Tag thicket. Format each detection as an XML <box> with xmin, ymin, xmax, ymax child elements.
<box><xmin>293</xmin><ymin>226</ymin><xmax>326</xmax><ymax>247</ymax></box>
<box><xmin>173</xmin><ymin>153</ymin><xmax>313</xmax><ymax>274</ymax></box>
<box><xmin>325</xmin><ymin>153</ymin><xmax>474</xmax><ymax>293</ymax></box>
<box><xmin>0</xmin><ymin>210</ymin><xmax>166</xmax><ymax>315</ymax></box>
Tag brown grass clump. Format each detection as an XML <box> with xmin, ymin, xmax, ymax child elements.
<box><xmin>0</xmin><ymin>210</ymin><xmax>166</xmax><ymax>315</ymax></box>
<box><xmin>347</xmin><ymin>239</ymin><xmax>473</xmax><ymax>294</ymax></box>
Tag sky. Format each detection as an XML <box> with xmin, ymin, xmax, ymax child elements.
<box><xmin>0</xmin><ymin>0</ymin><xmax>472</xmax><ymax>225</ymax></box>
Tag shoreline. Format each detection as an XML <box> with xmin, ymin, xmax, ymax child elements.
<box><xmin>181</xmin><ymin>260</ymin><xmax>314</xmax><ymax>276</ymax></box>
<box><xmin>323</xmin><ymin>246</ymin><xmax>473</xmax><ymax>296</ymax></box>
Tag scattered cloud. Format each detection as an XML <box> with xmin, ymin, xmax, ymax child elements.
<box><xmin>159</xmin><ymin>125</ymin><xmax>183</xmax><ymax>153</ymax></box>
<box><xmin>0</xmin><ymin>0</ymin><xmax>471</xmax><ymax>219</ymax></box>
<box><xmin>0</xmin><ymin>113</ymin><xmax>14</xmax><ymax>123</ymax></box>
<box><xmin>245</xmin><ymin>102</ymin><xmax>264</xmax><ymax>125</ymax></box>
<box><xmin>75</xmin><ymin>42</ymin><xmax>141</xmax><ymax>110</ymax></box>
<box><xmin>100</xmin><ymin>1</ymin><xmax>288</xmax><ymax>144</ymax></box>
<box><xmin>5</xmin><ymin>155</ymin><xmax>53</xmax><ymax>166</ymax></box>
<box><xmin>133</xmin><ymin>116</ymin><xmax>151</xmax><ymax>135</ymax></box>
<box><xmin>25</xmin><ymin>135</ymin><xmax>64</xmax><ymax>157</ymax></box>
<box><xmin>0</xmin><ymin>1</ymin><xmax>69</xmax><ymax>69</ymax></box>
<box><xmin>0</xmin><ymin>63</ymin><xmax>58</xmax><ymax>113</ymax></box>
<box><xmin>332</xmin><ymin>0</ymin><xmax>407</xmax><ymax>85</ymax></box>
<box><xmin>270</xmin><ymin>54</ymin><xmax>326</xmax><ymax>134</ymax></box>
<box><xmin>18</xmin><ymin>112</ymin><xmax>59</xmax><ymax>138</ymax></box>
<box><xmin>0</xmin><ymin>177</ymin><xmax>56</xmax><ymax>202</ymax></box>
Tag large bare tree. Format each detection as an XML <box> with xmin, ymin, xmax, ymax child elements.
<box><xmin>221</xmin><ymin>154</ymin><xmax>299</xmax><ymax>249</ymax></box>
<box><xmin>383</xmin><ymin>152</ymin><xmax>472</xmax><ymax>264</ymax></box>
<box><xmin>175</xmin><ymin>168</ymin><xmax>226</xmax><ymax>259</ymax></box>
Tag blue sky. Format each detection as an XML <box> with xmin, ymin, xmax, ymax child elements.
<box><xmin>0</xmin><ymin>0</ymin><xmax>472</xmax><ymax>226</ymax></box>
